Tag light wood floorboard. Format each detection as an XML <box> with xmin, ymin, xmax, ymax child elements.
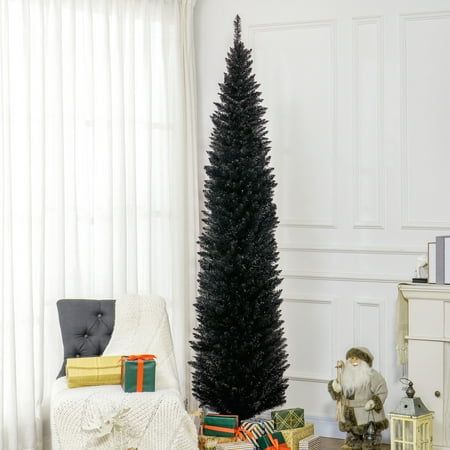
<box><xmin>319</xmin><ymin>437</ymin><xmax>390</xmax><ymax>449</ymax></box>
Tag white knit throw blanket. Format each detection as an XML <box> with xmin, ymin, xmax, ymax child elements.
<box><xmin>51</xmin><ymin>295</ymin><xmax>197</xmax><ymax>450</ymax></box>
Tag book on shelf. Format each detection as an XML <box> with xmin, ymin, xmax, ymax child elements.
<box><xmin>436</xmin><ymin>236</ymin><xmax>450</xmax><ymax>284</ymax></box>
<box><xmin>428</xmin><ymin>242</ymin><xmax>436</xmax><ymax>284</ymax></box>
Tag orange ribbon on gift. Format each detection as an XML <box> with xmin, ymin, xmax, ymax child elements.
<box><xmin>236</xmin><ymin>426</ymin><xmax>255</xmax><ymax>442</ymax></box>
<box><xmin>202</xmin><ymin>424</ymin><xmax>237</xmax><ymax>436</ymax></box>
<box><xmin>202</xmin><ymin>424</ymin><xmax>255</xmax><ymax>441</ymax></box>
<box><xmin>265</xmin><ymin>433</ymin><xmax>290</xmax><ymax>450</ymax></box>
<box><xmin>124</xmin><ymin>355</ymin><xmax>156</xmax><ymax>392</ymax></box>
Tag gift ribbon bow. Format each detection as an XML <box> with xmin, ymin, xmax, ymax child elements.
<box><xmin>236</xmin><ymin>426</ymin><xmax>255</xmax><ymax>442</ymax></box>
<box><xmin>123</xmin><ymin>354</ymin><xmax>156</xmax><ymax>392</ymax></box>
<box><xmin>266</xmin><ymin>433</ymin><xmax>290</xmax><ymax>450</ymax></box>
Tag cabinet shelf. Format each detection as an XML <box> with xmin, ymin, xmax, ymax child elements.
<box><xmin>405</xmin><ymin>335</ymin><xmax>450</xmax><ymax>342</ymax></box>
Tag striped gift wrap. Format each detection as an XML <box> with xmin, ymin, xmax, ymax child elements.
<box><xmin>216</xmin><ymin>442</ymin><xmax>256</xmax><ymax>450</ymax></box>
<box><xmin>298</xmin><ymin>435</ymin><xmax>320</xmax><ymax>450</ymax></box>
<box><xmin>239</xmin><ymin>418</ymin><xmax>275</xmax><ymax>447</ymax></box>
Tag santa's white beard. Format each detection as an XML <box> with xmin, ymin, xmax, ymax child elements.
<box><xmin>341</xmin><ymin>360</ymin><xmax>372</xmax><ymax>397</ymax></box>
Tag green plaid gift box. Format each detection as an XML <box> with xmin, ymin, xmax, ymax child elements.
<box><xmin>271</xmin><ymin>408</ymin><xmax>304</xmax><ymax>431</ymax></box>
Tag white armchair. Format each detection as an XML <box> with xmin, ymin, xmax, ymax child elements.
<box><xmin>51</xmin><ymin>295</ymin><xmax>197</xmax><ymax>450</ymax></box>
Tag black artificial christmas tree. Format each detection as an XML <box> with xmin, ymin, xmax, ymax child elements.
<box><xmin>190</xmin><ymin>16</ymin><xmax>289</xmax><ymax>420</ymax></box>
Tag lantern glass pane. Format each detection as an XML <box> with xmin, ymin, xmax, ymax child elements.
<box><xmin>394</xmin><ymin>419</ymin><xmax>403</xmax><ymax>439</ymax></box>
<box><xmin>418</xmin><ymin>429</ymin><xmax>423</xmax><ymax>447</ymax></box>
<box><xmin>394</xmin><ymin>442</ymin><xmax>403</xmax><ymax>450</ymax></box>
<box><xmin>405</xmin><ymin>421</ymin><xmax>413</xmax><ymax>442</ymax></box>
<box><xmin>405</xmin><ymin>444</ymin><xmax>414</xmax><ymax>450</ymax></box>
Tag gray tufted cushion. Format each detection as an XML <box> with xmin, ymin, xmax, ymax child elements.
<box><xmin>56</xmin><ymin>299</ymin><xmax>115</xmax><ymax>378</ymax></box>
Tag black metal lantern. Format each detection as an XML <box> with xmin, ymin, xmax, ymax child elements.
<box><xmin>364</xmin><ymin>419</ymin><xmax>377</xmax><ymax>444</ymax></box>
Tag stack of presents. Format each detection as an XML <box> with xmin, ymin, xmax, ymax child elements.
<box><xmin>198</xmin><ymin>408</ymin><xmax>320</xmax><ymax>450</ymax></box>
<box><xmin>65</xmin><ymin>354</ymin><xmax>157</xmax><ymax>392</ymax></box>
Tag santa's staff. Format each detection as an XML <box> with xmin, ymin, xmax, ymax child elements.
<box><xmin>335</xmin><ymin>359</ymin><xmax>345</xmax><ymax>422</ymax></box>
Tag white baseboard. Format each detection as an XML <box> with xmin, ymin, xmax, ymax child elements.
<box><xmin>305</xmin><ymin>415</ymin><xmax>390</xmax><ymax>444</ymax></box>
<box><xmin>305</xmin><ymin>415</ymin><xmax>345</xmax><ymax>439</ymax></box>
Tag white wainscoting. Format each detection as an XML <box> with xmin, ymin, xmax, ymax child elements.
<box><xmin>195</xmin><ymin>0</ymin><xmax>450</xmax><ymax>439</ymax></box>
<box><xmin>282</xmin><ymin>296</ymin><xmax>337</xmax><ymax>382</ymax></box>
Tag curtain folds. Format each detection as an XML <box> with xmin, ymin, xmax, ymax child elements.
<box><xmin>0</xmin><ymin>0</ymin><xmax>198</xmax><ymax>448</ymax></box>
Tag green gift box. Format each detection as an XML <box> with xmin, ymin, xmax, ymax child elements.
<box><xmin>271</xmin><ymin>408</ymin><xmax>304</xmax><ymax>431</ymax></box>
<box><xmin>257</xmin><ymin>432</ymin><xmax>289</xmax><ymax>450</ymax></box>
<box><xmin>203</xmin><ymin>414</ymin><xmax>239</xmax><ymax>437</ymax></box>
<box><xmin>121</xmin><ymin>355</ymin><xmax>156</xmax><ymax>393</ymax></box>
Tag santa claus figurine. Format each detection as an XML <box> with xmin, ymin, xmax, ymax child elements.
<box><xmin>328</xmin><ymin>347</ymin><xmax>389</xmax><ymax>449</ymax></box>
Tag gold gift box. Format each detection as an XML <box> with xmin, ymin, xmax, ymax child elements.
<box><xmin>66</xmin><ymin>355</ymin><xmax>122</xmax><ymax>388</ymax></box>
<box><xmin>280</xmin><ymin>423</ymin><xmax>314</xmax><ymax>450</ymax></box>
<box><xmin>198</xmin><ymin>434</ymin><xmax>238</xmax><ymax>450</ymax></box>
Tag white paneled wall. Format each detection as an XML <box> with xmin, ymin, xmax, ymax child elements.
<box><xmin>400</xmin><ymin>12</ymin><xmax>450</xmax><ymax>229</ymax></box>
<box><xmin>195</xmin><ymin>0</ymin><xmax>450</xmax><ymax>439</ymax></box>
<box><xmin>353</xmin><ymin>17</ymin><xmax>384</xmax><ymax>229</ymax></box>
<box><xmin>252</xmin><ymin>20</ymin><xmax>337</xmax><ymax>229</ymax></box>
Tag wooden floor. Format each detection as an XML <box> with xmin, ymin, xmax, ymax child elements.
<box><xmin>320</xmin><ymin>437</ymin><xmax>390</xmax><ymax>449</ymax></box>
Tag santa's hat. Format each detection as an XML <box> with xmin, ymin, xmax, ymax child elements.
<box><xmin>346</xmin><ymin>347</ymin><xmax>374</xmax><ymax>367</ymax></box>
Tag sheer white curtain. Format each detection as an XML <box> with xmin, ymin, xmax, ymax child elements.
<box><xmin>0</xmin><ymin>0</ymin><xmax>198</xmax><ymax>448</ymax></box>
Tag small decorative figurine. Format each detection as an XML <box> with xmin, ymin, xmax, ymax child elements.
<box><xmin>328</xmin><ymin>347</ymin><xmax>389</xmax><ymax>449</ymax></box>
<box><xmin>412</xmin><ymin>254</ymin><xmax>428</xmax><ymax>283</ymax></box>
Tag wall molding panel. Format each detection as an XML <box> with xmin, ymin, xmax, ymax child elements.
<box><xmin>286</xmin><ymin>372</ymin><xmax>330</xmax><ymax>384</ymax></box>
<box><xmin>278</xmin><ymin>243</ymin><xmax>426</xmax><ymax>255</ymax></box>
<box><xmin>400</xmin><ymin>11</ymin><xmax>450</xmax><ymax>230</ymax></box>
<box><xmin>249</xmin><ymin>19</ymin><xmax>336</xmax><ymax>32</ymax></box>
<box><xmin>250</xmin><ymin>20</ymin><xmax>338</xmax><ymax>229</ymax></box>
<box><xmin>353</xmin><ymin>299</ymin><xmax>386</xmax><ymax>373</ymax></box>
<box><xmin>352</xmin><ymin>16</ymin><xmax>385</xmax><ymax>229</ymax></box>
<box><xmin>283</xmin><ymin>270</ymin><xmax>406</xmax><ymax>284</ymax></box>
<box><xmin>283</xmin><ymin>296</ymin><xmax>337</xmax><ymax>382</ymax></box>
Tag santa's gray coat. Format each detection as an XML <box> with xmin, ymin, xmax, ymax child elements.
<box><xmin>328</xmin><ymin>369</ymin><xmax>389</xmax><ymax>434</ymax></box>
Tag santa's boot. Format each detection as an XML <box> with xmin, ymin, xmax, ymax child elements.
<box><xmin>362</xmin><ymin>432</ymin><xmax>382</xmax><ymax>450</ymax></box>
<box><xmin>343</xmin><ymin>432</ymin><xmax>363</xmax><ymax>449</ymax></box>
<box><xmin>361</xmin><ymin>444</ymin><xmax>380</xmax><ymax>450</ymax></box>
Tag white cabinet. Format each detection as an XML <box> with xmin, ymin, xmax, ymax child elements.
<box><xmin>400</xmin><ymin>284</ymin><xmax>450</xmax><ymax>450</ymax></box>
<box><xmin>408</xmin><ymin>340</ymin><xmax>444</xmax><ymax>446</ymax></box>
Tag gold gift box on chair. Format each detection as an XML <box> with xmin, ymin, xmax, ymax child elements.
<box><xmin>66</xmin><ymin>355</ymin><xmax>122</xmax><ymax>388</ymax></box>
